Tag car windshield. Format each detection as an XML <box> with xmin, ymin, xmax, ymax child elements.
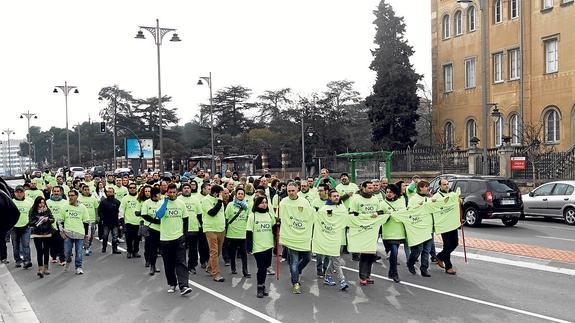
<box><xmin>487</xmin><ymin>180</ymin><xmax>517</xmax><ymax>192</ymax></box>
<box><xmin>71</xmin><ymin>167</ymin><xmax>84</xmax><ymax>172</ymax></box>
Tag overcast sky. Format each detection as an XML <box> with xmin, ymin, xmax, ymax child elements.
<box><xmin>0</xmin><ymin>0</ymin><xmax>431</xmax><ymax>140</ymax></box>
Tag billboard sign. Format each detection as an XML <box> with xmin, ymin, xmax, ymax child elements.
<box><xmin>126</xmin><ymin>138</ymin><xmax>154</xmax><ymax>159</ymax></box>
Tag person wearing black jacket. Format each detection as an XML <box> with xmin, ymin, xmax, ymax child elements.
<box><xmin>0</xmin><ymin>176</ymin><xmax>18</xmax><ymax>264</ymax></box>
<box><xmin>97</xmin><ymin>187</ymin><xmax>121</xmax><ymax>254</ymax></box>
<box><xmin>28</xmin><ymin>196</ymin><xmax>55</xmax><ymax>278</ymax></box>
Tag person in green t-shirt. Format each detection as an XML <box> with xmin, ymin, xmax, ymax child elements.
<box><xmin>140</xmin><ymin>186</ymin><xmax>162</xmax><ymax>275</ymax></box>
<box><xmin>201</xmin><ymin>185</ymin><xmax>227</xmax><ymax>282</ymax></box>
<box><xmin>47</xmin><ymin>186</ymin><xmax>67</xmax><ymax>264</ymax></box>
<box><xmin>141</xmin><ymin>183</ymin><xmax>192</xmax><ymax>296</ymax></box>
<box><xmin>381</xmin><ymin>183</ymin><xmax>409</xmax><ymax>283</ymax></box>
<box><xmin>335</xmin><ymin>173</ymin><xmax>358</xmax><ymax>209</ymax></box>
<box><xmin>246</xmin><ymin>195</ymin><xmax>278</xmax><ymax>298</ymax></box>
<box><xmin>297</xmin><ymin>180</ymin><xmax>314</xmax><ymax>204</ymax></box>
<box><xmin>59</xmin><ymin>189</ymin><xmax>90</xmax><ymax>274</ymax></box>
<box><xmin>313</xmin><ymin>189</ymin><xmax>350</xmax><ymax>291</ymax></box>
<box><xmin>432</xmin><ymin>179</ymin><xmax>461</xmax><ymax>275</ymax></box>
<box><xmin>78</xmin><ymin>184</ymin><xmax>99</xmax><ymax>256</ymax></box>
<box><xmin>311</xmin><ymin>184</ymin><xmax>331</xmax><ymax>279</ymax></box>
<box><xmin>279</xmin><ymin>182</ymin><xmax>315</xmax><ymax>294</ymax></box>
<box><xmin>11</xmin><ymin>186</ymin><xmax>33</xmax><ymax>268</ymax></box>
<box><xmin>178</xmin><ymin>183</ymin><xmax>202</xmax><ymax>274</ymax></box>
<box><xmin>26</xmin><ymin>181</ymin><xmax>44</xmax><ymax>202</ymax></box>
<box><xmin>225</xmin><ymin>188</ymin><xmax>251</xmax><ymax>278</ymax></box>
<box><xmin>121</xmin><ymin>183</ymin><xmax>142</xmax><ymax>259</ymax></box>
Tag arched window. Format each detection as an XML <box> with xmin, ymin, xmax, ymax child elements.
<box><xmin>442</xmin><ymin>14</ymin><xmax>451</xmax><ymax>39</ymax></box>
<box><xmin>494</xmin><ymin>116</ymin><xmax>503</xmax><ymax>147</ymax></box>
<box><xmin>466</xmin><ymin>119</ymin><xmax>477</xmax><ymax>148</ymax></box>
<box><xmin>494</xmin><ymin>0</ymin><xmax>502</xmax><ymax>23</ymax></box>
<box><xmin>444</xmin><ymin>122</ymin><xmax>454</xmax><ymax>148</ymax></box>
<box><xmin>544</xmin><ymin>109</ymin><xmax>560</xmax><ymax>143</ymax></box>
<box><xmin>467</xmin><ymin>6</ymin><xmax>476</xmax><ymax>32</ymax></box>
<box><xmin>509</xmin><ymin>114</ymin><xmax>520</xmax><ymax>145</ymax></box>
<box><xmin>454</xmin><ymin>11</ymin><xmax>463</xmax><ymax>35</ymax></box>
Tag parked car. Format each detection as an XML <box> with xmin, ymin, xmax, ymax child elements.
<box><xmin>90</xmin><ymin>166</ymin><xmax>106</xmax><ymax>179</ymax></box>
<box><xmin>429</xmin><ymin>174</ymin><xmax>523</xmax><ymax>227</ymax></box>
<box><xmin>114</xmin><ymin>168</ymin><xmax>133</xmax><ymax>177</ymax></box>
<box><xmin>522</xmin><ymin>181</ymin><xmax>575</xmax><ymax>225</ymax></box>
<box><xmin>70</xmin><ymin>166</ymin><xmax>85</xmax><ymax>179</ymax></box>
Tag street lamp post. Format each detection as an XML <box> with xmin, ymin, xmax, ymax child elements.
<box><xmin>2</xmin><ymin>129</ymin><xmax>15</xmax><ymax>176</ymax></box>
<box><xmin>20</xmin><ymin>110</ymin><xmax>38</xmax><ymax>172</ymax></box>
<box><xmin>53</xmin><ymin>82</ymin><xmax>79</xmax><ymax>168</ymax></box>
<box><xmin>135</xmin><ymin>19</ymin><xmax>181</xmax><ymax>173</ymax></box>
<box><xmin>46</xmin><ymin>133</ymin><xmax>54</xmax><ymax>167</ymax></box>
<box><xmin>198</xmin><ymin>73</ymin><xmax>215</xmax><ymax>175</ymax></box>
<box><xmin>74</xmin><ymin>124</ymin><xmax>81</xmax><ymax>164</ymax></box>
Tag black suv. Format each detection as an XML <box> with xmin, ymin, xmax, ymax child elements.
<box><xmin>429</xmin><ymin>174</ymin><xmax>523</xmax><ymax>227</ymax></box>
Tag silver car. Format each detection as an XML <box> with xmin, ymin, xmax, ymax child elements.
<box><xmin>522</xmin><ymin>181</ymin><xmax>575</xmax><ymax>225</ymax></box>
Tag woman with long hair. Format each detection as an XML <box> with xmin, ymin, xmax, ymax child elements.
<box><xmin>28</xmin><ymin>196</ymin><xmax>55</xmax><ymax>278</ymax></box>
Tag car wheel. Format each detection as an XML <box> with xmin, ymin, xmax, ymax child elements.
<box><xmin>502</xmin><ymin>218</ymin><xmax>519</xmax><ymax>227</ymax></box>
<box><xmin>564</xmin><ymin>208</ymin><xmax>575</xmax><ymax>226</ymax></box>
<box><xmin>464</xmin><ymin>207</ymin><xmax>482</xmax><ymax>227</ymax></box>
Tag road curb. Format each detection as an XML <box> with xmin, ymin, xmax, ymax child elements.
<box><xmin>0</xmin><ymin>265</ymin><xmax>39</xmax><ymax>323</ymax></box>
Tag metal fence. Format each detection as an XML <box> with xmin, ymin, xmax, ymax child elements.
<box><xmin>391</xmin><ymin>147</ymin><xmax>469</xmax><ymax>174</ymax></box>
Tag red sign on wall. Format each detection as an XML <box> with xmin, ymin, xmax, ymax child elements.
<box><xmin>511</xmin><ymin>157</ymin><xmax>526</xmax><ymax>170</ymax></box>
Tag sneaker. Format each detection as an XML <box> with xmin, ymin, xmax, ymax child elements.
<box><xmin>127</xmin><ymin>253</ymin><xmax>132</xmax><ymax>259</ymax></box>
<box><xmin>445</xmin><ymin>268</ymin><xmax>457</xmax><ymax>275</ymax></box>
<box><xmin>75</xmin><ymin>268</ymin><xmax>84</xmax><ymax>275</ymax></box>
<box><xmin>214</xmin><ymin>276</ymin><xmax>225</xmax><ymax>282</ymax></box>
<box><xmin>340</xmin><ymin>280</ymin><xmax>349</xmax><ymax>291</ymax></box>
<box><xmin>23</xmin><ymin>262</ymin><xmax>33</xmax><ymax>269</ymax></box>
<box><xmin>189</xmin><ymin>268</ymin><xmax>197</xmax><ymax>275</ymax></box>
<box><xmin>421</xmin><ymin>271</ymin><xmax>431</xmax><ymax>278</ymax></box>
<box><xmin>323</xmin><ymin>276</ymin><xmax>336</xmax><ymax>286</ymax></box>
<box><xmin>231</xmin><ymin>269</ymin><xmax>237</xmax><ymax>275</ymax></box>
<box><xmin>224</xmin><ymin>261</ymin><xmax>230</xmax><ymax>267</ymax></box>
<box><xmin>359</xmin><ymin>279</ymin><xmax>369</xmax><ymax>286</ymax></box>
<box><xmin>267</xmin><ymin>267</ymin><xmax>275</xmax><ymax>275</ymax></box>
<box><xmin>167</xmin><ymin>286</ymin><xmax>176</xmax><ymax>293</ymax></box>
<box><xmin>408</xmin><ymin>266</ymin><xmax>417</xmax><ymax>275</ymax></box>
<box><xmin>292</xmin><ymin>283</ymin><xmax>302</xmax><ymax>294</ymax></box>
<box><xmin>391</xmin><ymin>275</ymin><xmax>400</xmax><ymax>283</ymax></box>
<box><xmin>317</xmin><ymin>270</ymin><xmax>324</xmax><ymax>278</ymax></box>
<box><xmin>60</xmin><ymin>261</ymin><xmax>66</xmax><ymax>266</ymax></box>
<box><xmin>50</xmin><ymin>259</ymin><xmax>57</xmax><ymax>264</ymax></box>
<box><xmin>64</xmin><ymin>262</ymin><xmax>71</xmax><ymax>272</ymax></box>
<box><xmin>180</xmin><ymin>286</ymin><xmax>192</xmax><ymax>296</ymax></box>
<box><xmin>85</xmin><ymin>250</ymin><xmax>91</xmax><ymax>256</ymax></box>
<box><xmin>117</xmin><ymin>238</ymin><xmax>125</xmax><ymax>243</ymax></box>
<box><xmin>243</xmin><ymin>272</ymin><xmax>251</xmax><ymax>278</ymax></box>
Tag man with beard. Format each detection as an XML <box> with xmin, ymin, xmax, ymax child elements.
<box><xmin>335</xmin><ymin>173</ymin><xmax>358</xmax><ymax>209</ymax></box>
<box><xmin>97</xmin><ymin>187</ymin><xmax>122</xmax><ymax>254</ymax></box>
<box><xmin>121</xmin><ymin>183</ymin><xmax>142</xmax><ymax>258</ymax></box>
<box><xmin>47</xmin><ymin>186</ymin><xmax>67</xmax><ymax>265</ymax></box>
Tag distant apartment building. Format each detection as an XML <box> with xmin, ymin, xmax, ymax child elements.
<box><xmin>0</xmin><ymin>138</ymin><xmax>33</xmax><ymax>176</ymax></box>
<box><xmin>431</xmin><ymin>0</ymin><xmax>575</xmax><ymax>151</ymax></box>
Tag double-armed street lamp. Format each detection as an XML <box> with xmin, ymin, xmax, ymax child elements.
<box><xmin>135</xmin><ymin>19</ymin><xmax>181</xmax><ymax>173</ymax></box>
<box><xmin>197</xmin><ymin>73</ymin><xmax>215</xmax><ymax>175</ymax></box>
<box><xmin>53</xmin><ymin>82</ymin><xmax>79</xmax><ymax>168</ymax></box>
<box><xmin>20</xmin><ymin>110</ymin><xmax>38</xmax><ymax>172</ymax></box>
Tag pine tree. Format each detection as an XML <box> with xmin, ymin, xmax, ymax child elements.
<box><xmin>366</xmin><ymin>0</ymin><xmax>421</xmax><ymax>150</ymax></box>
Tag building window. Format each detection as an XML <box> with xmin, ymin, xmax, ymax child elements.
<box><xmin>493</xmin><ymin>52</ymin><xmax>504</xmax><ymax>83</ymax></box>
<box><xmin>454</xmin><ymin>11</ymin><xmax>463</xmax><ymax>35</ymax></box>
<box><xmin>466</xmin><ymin>119</ymin><xmax>477</xmax><ymax>147</ymax></box>
<box><xmin>544</xmin><ymin>109</ymin><xmax>560</xmax><ymax>143</ymax></box>
<box><xmin>509</xmin><ymin>48</ymin><xmax>521</xmax><ymax>80</ymax></box>
<box><xmin>509</xmin><ymin>114</ymin><xmax>521</xmax><ymax>145</ymax></box>
<box><xmin>510</xmin><ymin>0</ymin><xmax>519</xmax><ymax>18</ymax></box>
<box><xmin>494</xmin><ymin>0</ymin><xmax>503</xmax><ymax>23</ymax></box>
<box><xmin>444</xmin><ymin>122</ymin><xmax>454</xmax><ymax>148</ymax></box>
<box><xmin>543</xmin><ymin>0</ymin><xmax>554</xmax><ymax>9</ymax></box>
<box><xmin>467</xmin><ymin>6</ymin><xmax>476</xmax><ymax>31</ymax></box>
<box><xmin>444</xmin><ymin>64</ymin><xmax>453</xmax><ymax>93</ymax></box>
<box><xmin>545</xmin><ymin>38</ymin><xmax>558</xmax><ymax>73</ymax></box>
<box><xmin>465</xmin><ymin>58</ymin><xmax>476</xmax><ymax>88</ymax></box>
<box><xmin>494</xmin><ymin>116</ymin><xmax>503</xmax><ymax>147</ymax></box>
<box><xmin>442</xmin><ymin>14</ymin><xmax>451</xmax><ymax>39</ymax></box>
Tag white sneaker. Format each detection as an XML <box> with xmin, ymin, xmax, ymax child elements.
<box><xmin>180</xmin><ymin>287</ymin><xmax>192</xmax><ymax>296</ymax></box>
<box><xmin>118</xmin><ymin>238</ymin><xmax>125</xmax><ymax>243</ymax></box>
<box><xmin>75</xmin><ymin>268</ymin><xmax>84</xmax><ymax>275</ymax></box>
<box><xmin>167</xmin><ymin>286</ymin><xmax>176</xmax><ymax>293</ymax></box>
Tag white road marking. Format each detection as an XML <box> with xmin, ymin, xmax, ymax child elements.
<box><xmin>520</xmin><ymin>222</ymin><xmax>575</xmax><ymax>231</ymax></box>
<box><xmin>535</xmin><ymin>236</ymin><xmax>575</xmax><ymax>242</ymax></box>
<box><xmin>112</xmin><ymin>243</ymin><xmax>282</xmax><ymax>323</ymax></box>
<box><xmin>339</xmin><ymin>264</ymin><xmax>571</xmax><ymax>323</ymax></box>
<box><xmin>0</xmin><ymin>264</ymin><xmax>40</xmax><ymax>323</ymax></box>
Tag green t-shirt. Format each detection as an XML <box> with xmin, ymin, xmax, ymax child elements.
<box><xmin>225</xmin><ymin>202</ymin><xmax>249</xmax><ymax>239</ymax></box>
<box><xmin>61</xmin><ymin>203</ymin><xmax>90</xmax><ymax>236</ymax></box>
<box><xmin>431</xmin><ymin>191</ymin><xmax>462</xmax><ymax>234</ymax></box>
<box><xmin>25</xmin><ymin>189</ymin><xmax>44</xmax><ymax>202</ymax></box>
<box><xmin>13</xmin><ymin>198</ymin><xmax>33</xmax><ymax>228</ymax></box>
<box><xmin>47</xmin><ymin>198</ymin><xmax>67</xmax><ymax>229</ymax></box>
<box><xmin>381</xmin><ymin>198</ymin><xmax>408</xmax><ymax>240</ymax></box>
<box><xmin>347</xmin><ymin>214</ymin><xmax>389</xmax><ymax>254</ymax></box>
<box><xmin>33</xmin><ymin>178</ymin><xmax>45</xmax><ymax>188</ymax></box>
<box><xmin>159</xmin><ymin>199</ymin><xmax>188</xmax><ymax>241</ymax></box>
<box><xmin>349</xmin><ymin>194</ymin><xmax>383</xmax><ymax>216</ymax></box>
<box><xmin>114</xmin><ymin>185</ymin><xmax>128</xmax><ymax>200</ymax></box>
<box><xmin>311</xmin><ymin>197</ymin><xmax>328</xmax><ymax>211</ymax></box>
<box><xmin>121</xmin><ymin>194</ymin><xmax>141</xmax><ymax>226</ymax></box>
<box><xmin>335</xmin><ymin>182</ymin><xmax>359</xmax><ymax>209</ymax></box>
<box><xmin>201</xmin><ymin>195</ymin><xmax>226</xmax><ymax>233</ymax></box>
<box><xmin>312</xmin><ymin>203</ymin><xmax>349</xmax><ymax>256</ymax></box>
<box><xmin>140</xmin><ymin>199</ymin><xmax>161</xmax><ymax>231</ymax></box>
<box><xmin>78</xmin><ymin>194</ymin><xmax>99</xmax><ymax>223</ymax></box>
<box><xmin>408</xmin><ymin>193</ymin><xmax>430</xmax><ymax>208</ymax></box>
<box><xmin>61</xmin><ymin>185</ymin><xmax>71</xmax><ymax>197</ymax></box>
<box><xmin>246</xmin><ymin>211</ymin><xmax>275</xmax><ymax>254</ymax></box>
<box><xmin>392</xmin><ymin>204</ymin><xmax>434</xmax><ymax>247</ymax></box>
<box><xmin>279</xmin><ymin>197</ymin><xmax>315</xmax><ymax>251</ymax></box>
<box><xmin>297</xmin><ymin>190</ymin><xmax>315</xmax><ymax>204</ymax></box>
<box><xmin>177</xmin><ymin>195</ymin><xmax>201</xmax><ymax>232</ymax></box>
<box><xmin>246</xmin><ymin>194</ymin><xmax>255</xmax><ymax>212</ymax></box>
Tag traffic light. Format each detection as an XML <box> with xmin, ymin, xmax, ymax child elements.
<box><xmin>100</xmin><ymin>122</ymin><xmax>106</xmax><ymax>133</ymax></box>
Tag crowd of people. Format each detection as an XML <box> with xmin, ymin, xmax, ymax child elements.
<box><xmin>0</xmin><ymin>167</ymin><xmax>462</xmax><ymax>298</ymax></box>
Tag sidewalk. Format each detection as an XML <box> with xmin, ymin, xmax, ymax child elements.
<box><xmin>0</xmin><ymin>264</ymin><xmax>39</xmax><ymax>323</ymax></box>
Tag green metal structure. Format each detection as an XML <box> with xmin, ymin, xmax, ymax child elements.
<box><xmin>336</xmin><ymin>151</ymin><xmax>394</xmax><ymax>183</ymax></box>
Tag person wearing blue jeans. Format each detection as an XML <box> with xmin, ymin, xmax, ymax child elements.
<box><xmin>407</xmin><ymin>238</ymin><xmax>433</xmax><ymax>277</ymax></box>
<box><xmin>11</xmin><ymin>226</ymin><xmax>32</xmax><ymax>268</ymax></box>
<box><xmin>286</xmin><ymin>248</ymin><xmax>311</xmax><ymax>285</ymax></box>
<box><xmin>64</xmin><ymin>238</ymin><xmax>84</xmax><ymax>271</ymax></box>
